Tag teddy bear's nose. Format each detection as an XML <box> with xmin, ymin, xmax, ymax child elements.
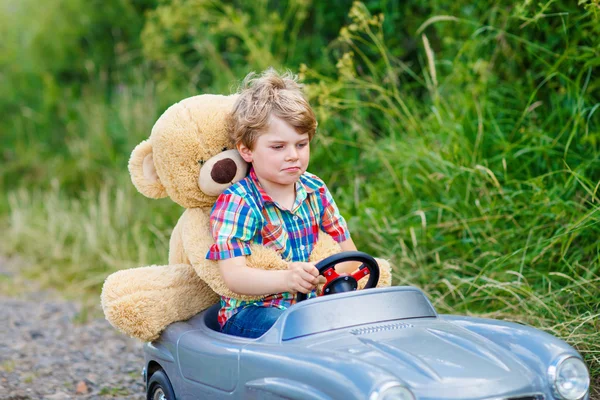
<box><xmin>211</xmin><ymin>158</ymin><xmax>238</xmax><ymax>184</ymax></box>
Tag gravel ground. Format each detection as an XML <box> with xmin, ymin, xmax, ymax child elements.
<box><xmin>0</xmin><ymin>258</ymin><xmax>145</xmax><ymax>400</ymax></box>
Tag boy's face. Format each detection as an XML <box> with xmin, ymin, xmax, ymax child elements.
<box><xmin>238</xmin><ymin>115</ymin><xmax>310</xmax><ymax>191</ymax></box>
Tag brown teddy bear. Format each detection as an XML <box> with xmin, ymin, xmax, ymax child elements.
<box><xmin>100</xmin><ymin>93</ymin><xmax>392</xmax><ymax>342</ymax></box>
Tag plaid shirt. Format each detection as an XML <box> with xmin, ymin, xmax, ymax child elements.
<box><xmin>207</xmin><ymin>168</ymin><xmax>350</xmax><ymax>328</ymax></box>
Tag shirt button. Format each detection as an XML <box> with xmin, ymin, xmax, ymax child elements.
<box><xmin>300</xmin><ymin>245</ymin><xmax>305</xmax><ymax>250</ymax></box>
<box><xmin>293</xmin><ymin>216</ymin><xmax>299</xmax><ymax>221</ymax></box>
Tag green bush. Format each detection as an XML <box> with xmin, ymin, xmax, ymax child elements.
<box><xmin>0</xmin><ymin>0</ymin><xmax>598</xmax><ymax>382</ymax></box>
<box><xmin>140</xmin><ymin>0</ymin><xmax>318</xmax><ymax>90</ymax></box>
<box><xmin>0</xmin><ymin>0</ymin><xmax>159</xmax><ymax>195</ymax></box>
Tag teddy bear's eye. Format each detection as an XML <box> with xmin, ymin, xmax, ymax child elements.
<box><xmin>222</xmin><ymin>147</ymin><xmax>228</xmax><ymax>152</ymax></box>
<box><xmin>198</xmin><ymin>160</ymin><xmax>205</xmax><ymax>165</ymax></box>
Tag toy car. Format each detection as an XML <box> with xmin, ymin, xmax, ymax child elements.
<box><xmin>142</xmin><ymin>251</ymin><xmax>591</xmax><ymax>400</ymax></box>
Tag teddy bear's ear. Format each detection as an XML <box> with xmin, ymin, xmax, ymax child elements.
<box><xmin>128</xmin><ymin>140</ymin><xmax>167</xmax><ymax>199</ymax></box>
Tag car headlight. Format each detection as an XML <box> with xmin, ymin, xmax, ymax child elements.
<box><xmin>548</xmin><ymin>355</ymin><xmax>590</xmax><ymax>399</ymax></box>
<box><xmin>370</xmin><ymin>382</ymin><xmax>415</xmax><ymax>400</ymax></box>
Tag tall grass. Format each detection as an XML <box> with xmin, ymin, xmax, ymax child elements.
<box><xmin>302</xmin><ymin>1</ymin><xmax>599</xmax><ymax>380</ymax></box>
<box><xmin>0</xmin><ymin>0</ymin><xmax>598</xmax><ymax>388</ymax></box>
<box><xmin>2</xmin><ymin>182</ymin><xmax>179</xmax><ymax>292</ymax></box>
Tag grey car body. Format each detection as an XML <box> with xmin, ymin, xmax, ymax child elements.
<box><xmin>143</xmin><ymin>286</ymin><xmax>590</xmax><ymax>400</ymax></box>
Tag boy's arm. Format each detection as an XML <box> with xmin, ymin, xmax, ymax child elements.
<box><xmin>219</xmin><ymin>256</ymin><xmax>319</xmax><ymax>296</ymax></box>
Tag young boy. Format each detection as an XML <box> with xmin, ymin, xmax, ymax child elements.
<box><xmin>206</xmin><ymin>68</ymin><xmax>358</xmax><ymax>338</ymax></box>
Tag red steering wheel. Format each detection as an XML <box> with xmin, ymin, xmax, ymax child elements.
<box><xmin>296</xmin><ymin>251</ymin><xmax>380</xmax><ymax>302</ymax></box>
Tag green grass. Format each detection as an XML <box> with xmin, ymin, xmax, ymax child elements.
<box><xmin>1</xmin><ymin>182</ymin><xmax>179</xmax><ymax>293</ymax></box>
<box><xmin>0</xmin><ymin>0</ymin><xmax>598</xmax><ymax>391</ymax></box>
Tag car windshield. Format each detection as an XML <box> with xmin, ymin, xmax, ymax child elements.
<box><xmin>280</xmin><ymin>287</ymin><xmax>437</xmax><ymax>341</ymax></box>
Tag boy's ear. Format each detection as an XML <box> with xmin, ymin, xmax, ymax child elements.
<box><xmin>128</xmin><ymin>140</ymin><xmax>168</xmax><ymax>199</ymax></box>
<box><xmin>237</xmin><ymin>143</ymin><xmax>253</xmax><ymax>163</ymax></box>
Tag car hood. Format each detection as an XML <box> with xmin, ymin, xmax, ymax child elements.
<box><xmin>305</xmin><ymin>318</ymin><xmax>541</xmax><ymax>397</ymax></box>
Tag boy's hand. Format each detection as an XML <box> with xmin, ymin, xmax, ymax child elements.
<box><xmin>286</xmin><ymin>262</ymin><xmax>319</xmax><ymax>294</ymax></box>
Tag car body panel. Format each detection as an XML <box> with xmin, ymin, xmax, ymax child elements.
<box><xmin>143</xmin><ymin>286</ymin><xmax>590</xmax><ymax>400</ymax></box>
<box><xmin>178</xmin><ymin>330</ymin><xmax>239</xmax><ymax>391</ymax></box>
<box><xmin>305</xmin><ymin>320</ymin><xmax>538</xmax><ymax>386</ymax></box>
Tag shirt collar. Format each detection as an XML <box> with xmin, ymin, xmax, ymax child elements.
<box><xmin>248</xmin><ymin>167</ymin><xmax>322</xmax><ymax>211</ymax></box>
<box><xmin>249</xmin><ymin>168</ymin><xmax>275</xmax><ymax>204</ymax></box>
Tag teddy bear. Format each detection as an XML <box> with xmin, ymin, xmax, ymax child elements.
<box><xmin>100</xmin><ymin>93</ymin><xmax>393</xmax><ymax>342</ymax></box>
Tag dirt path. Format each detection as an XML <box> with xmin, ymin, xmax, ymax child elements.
<box><xmin>0</xmin><ymin>257</ymin><xmax>145</xmax><ymax>400</ymax></box>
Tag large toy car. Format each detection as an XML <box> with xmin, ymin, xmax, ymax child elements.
<box><xmin>142</xmin><ymin>252</ymin><xmax>590</xmax><ymax>400</ymax></box>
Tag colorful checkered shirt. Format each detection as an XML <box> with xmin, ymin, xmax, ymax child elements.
<box><xmin>207</xmin><ymin>168</ymin><xmax>350</xmax><ymax>328</ymax></box>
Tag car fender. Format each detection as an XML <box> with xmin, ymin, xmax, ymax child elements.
<box><xmin>441</xmin><ymin>315</ymin><xmax>582</xmax><ymax>375</ymax></box>
<box><xmin>240</xmin><ymin>344</ymin><xmax>402</xmax><ymax>400</ymax></box>
<box><xmin>245</xmin><ymin>378</ymin><xmax>330</xmax><ymax>400</ymax></box>
<box><xmin>144</xmin><ymin>341</ymin><xmax>176</xmax><ymax>364</ymax></box>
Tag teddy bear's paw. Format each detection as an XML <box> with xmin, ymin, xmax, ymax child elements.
<box><xmin>103</xmin><ymin>285</ymin><xmax>218</xmax><ymax>341</ymax></box>
<box><xmin>246</xmin><ymin>244</ymin><xmax>288</xmax><ymax>271</ymax></box>
<box><xmin>103</xmin><ymin>292</ymin><xmax>166</xmax><ymax>341</ymax></box>
<box><xmin>101</xmin><ymin>264</ymin><xmax>218</xmax><ymax>341</ymax></box>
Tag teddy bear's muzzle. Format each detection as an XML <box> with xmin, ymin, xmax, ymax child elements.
<box><xmin>198</xmin><ymin>149</ymin><xmax>248</xmax><ymax>196</ymax></box>
<box><xmin>211</xmin><ymin>158</ymin><xmax>238</xmax><ymax>184</ymax></box>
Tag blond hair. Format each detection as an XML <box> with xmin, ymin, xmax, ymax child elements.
<box><xmin>229</xmin><ymin>68</ymin><xmax>317</xmax><ymax>149</ymax></box>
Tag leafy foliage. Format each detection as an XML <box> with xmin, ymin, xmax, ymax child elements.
<box><xmin>0</xmin><ymin>0</ymin><xmax>598</xmax><ymax>384</ymax></box>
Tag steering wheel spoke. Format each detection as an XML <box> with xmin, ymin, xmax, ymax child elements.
<box><xmin>350</xmin><ymin>264</ymin><xmax>370</xmax><ymax>282</ymax></box>
<box><xmin>322</xmin><ymin>267</ymin><xmax>340</xmax><ymax>283</ymax></box>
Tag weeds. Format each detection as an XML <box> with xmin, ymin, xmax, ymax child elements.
<box><xmin>1</xmin><ymin>0</ymin><xmax>598</xmax><ymax>382</ymax></box>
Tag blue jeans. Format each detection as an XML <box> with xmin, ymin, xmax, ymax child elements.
<box><xmin>222</xmin><ymin>306</ymin><xmax>284</xmax><ymax>338</ymax></box>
